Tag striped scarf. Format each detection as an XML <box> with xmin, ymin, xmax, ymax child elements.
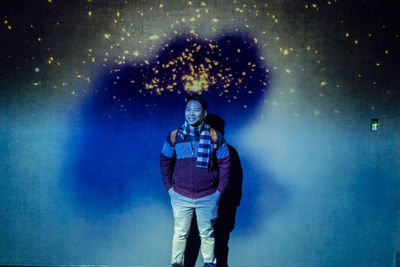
<box><xmin>179</xmin><ymin>121</ymin><xmax>211</xmax><ymax>168</ymax></box>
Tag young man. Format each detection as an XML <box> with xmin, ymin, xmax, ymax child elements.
<box><xmin>160</xmin><ymin>95</ymin><xmax>230</xmax><ymax>267</ymax></box>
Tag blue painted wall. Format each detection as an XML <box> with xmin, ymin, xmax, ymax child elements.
<box><xmin>1</xmin><ymin>0</ymin><xmax>399</xmax><ymax>266</ymax></box>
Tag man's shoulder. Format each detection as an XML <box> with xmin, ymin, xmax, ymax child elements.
<box><xmin>214</xmin><ymin>129</ymin><xmax>225</xmax><ymax>142</ymax></box>
<box><xmin>169</xmin><ymin>128</ymin><xmax>180</xmax><ymax>146</ymax></box>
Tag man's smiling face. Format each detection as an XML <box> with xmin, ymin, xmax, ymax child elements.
<box><xmin>185</xmin><ymin>100</ymin><xmax>207</xmax><ymax>126</ymax></box>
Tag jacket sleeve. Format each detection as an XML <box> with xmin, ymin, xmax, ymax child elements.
<box><xmin>215</xmin><ymin>133</ymin><xmax>230</xmax><ymax>194</ymax></box>
<box><xmin>160</xmin><ymin>133</ymin><xmax>175</xmax><ymax>191</ymax></box>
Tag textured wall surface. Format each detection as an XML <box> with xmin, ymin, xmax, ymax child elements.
<box><xmin>1</xmin><ymin>0</ymin><xmax>399</xmax><ymax>266</ymax></box>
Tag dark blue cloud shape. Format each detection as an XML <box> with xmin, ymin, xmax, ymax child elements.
<box><xmin>63</xmin><ymin>33</ymin><xmax>286</xmax><ymax>232</ymax></box>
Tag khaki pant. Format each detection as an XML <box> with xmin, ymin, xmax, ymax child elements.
<box><xmin>169</xmin><ymin>188</ymin><xmax>220</xmax><ymax>265</ymax></box>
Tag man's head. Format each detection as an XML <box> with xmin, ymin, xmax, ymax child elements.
<box><xmin>185</xmin><ymin>94</ymin><xmax>207</xmax><ymax>126</ymax></box>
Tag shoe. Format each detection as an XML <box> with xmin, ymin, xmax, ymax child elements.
<box><xmin>172</xmin><ymin>263</ymin><xmax>184</xmax><ymax>267</ymax></box>
<box><xmin>204</xmin><ymin>263</ymin><xmax>216</xmax><ymax>267</ymax></box>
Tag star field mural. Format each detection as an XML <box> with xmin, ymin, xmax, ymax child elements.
<box><xmin>67</xmin><ymin>32</ymin><xmax>270</xmax><ymax>218</ymax></box>
<box><xmin>1</xmin><ymin>0</ymin><xmax>399</xmax><ymax>266</ymax></box>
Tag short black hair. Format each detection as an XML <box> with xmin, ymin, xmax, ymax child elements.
<box><xmin>185</xmin><ymin>94</ymin><xmax>207</xmax><ymax>110</ymax></box>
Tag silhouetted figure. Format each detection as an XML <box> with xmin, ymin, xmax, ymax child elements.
<box><xmin>185</xmin><ymin>114</ymin><xmax>243</xmax><ymax>267</ymax></box>
<box><xmin>214</xmin><ymin>144</ymin><xmax>242</xmax><ymax>267</ymax></box>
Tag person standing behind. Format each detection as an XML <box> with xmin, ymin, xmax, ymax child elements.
<box><xmin>160</xmin><ymin>94</ymin><xmax>230</xmax><ymax>267</ymax></box>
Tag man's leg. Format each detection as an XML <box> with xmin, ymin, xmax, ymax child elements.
<box><xmin>170</xmin><ymin>189</ymin><xmax>194</xmax><ymax>265</ymax></box>
<box><xmin>195</xmin><ymin>191</ymin><xmax>220</xmax><ymax>266</ymax></box>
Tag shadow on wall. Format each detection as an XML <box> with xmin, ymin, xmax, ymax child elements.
<box><xmin>62</xmin><ymin>32</ymin><xmax>287</xmax><ymax>235</ymax></box>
